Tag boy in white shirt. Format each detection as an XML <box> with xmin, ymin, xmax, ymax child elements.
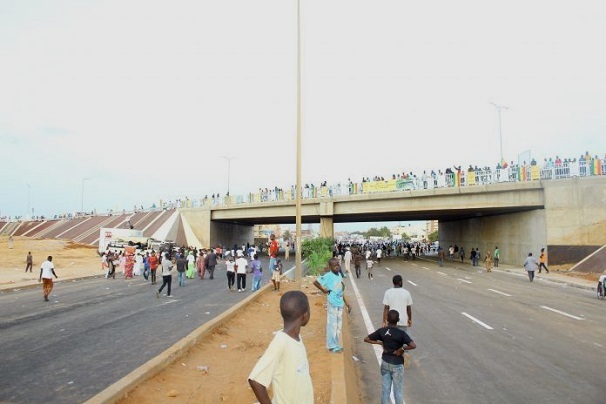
<box><xmin>248</xmin><ymin>291</ymin><xmax>313</xmax><ymax>404</ymax></box>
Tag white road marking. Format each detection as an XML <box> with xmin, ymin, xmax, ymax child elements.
<box><xmin>407</xmin><ymin>280</ymin><xmax>417</xmax><ymax>287</ymax></box>
<box><xmin>594</xmin><ymin>342</ymin><xmax>603</xmax><ymax>348</ymax></box>
<box><xmin>540</xmin><ymin>305</ymin><xmax>585</xmax><ymax>320</ymax></box>
<box><xmin>422</xmin><ymin>267</ymin><xmax>431</xmax><ymax>271</ymax></box>
<box><xmin>385</xmin><ymin>267</ymin><xmax>392</xmax><ymax>271</ymax></box>
<box><xmin>457</xmin><ymin>278</ymin><xmax>472</xmax><ymax>284</ymax></box>
<box><xmin>412</xmin><ymin>263</ymin><xmax>418</xmax><ymax>267</ymax></box>
<box><xmin>437</xmin><ymin>271</ymin><xmax>447</xmax><ymax>276</ymax></box>
<box><xmin>488</xmin><ymin>288</ymin><xmax>512</xmax><ymax>297</ymax></box>
<box><xmin>158</xmin><ymin>299</ymin><xmax>179</xmax><ymax>306</ymax></box>
<box><xmin>462</xmin><ymin>312</ymin><xmax>494</xmax><ymax>330</ymax></box>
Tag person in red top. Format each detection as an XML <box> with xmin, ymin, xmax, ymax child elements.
<box><xmin>148</xmin><ymin>251</ymin><xmax>159</xmax><ymax>284</ymax></box>
<box><xmin>269</xmin><ymin>234</ymin><xmax>279</xmax><ymax>271</ymax></box>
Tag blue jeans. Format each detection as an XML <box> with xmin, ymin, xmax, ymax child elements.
<box><xmin>177</xmin><ymin>271</ymin><xmax>186</xmax><ymax>286</ymax></box>
<box><xmin>326</xmin><ymin>303</ymin><xmax>343</xmax><ymax>350</ymax></box>
<box><xmin>251</xmin><ymin>275</ymin><xmax>262</xmax><ymax>291</ymax></box>
<box><xmin>381</xmin><ymin>360</ymin><xmax>404</xmax><ymax>404</ymax></box>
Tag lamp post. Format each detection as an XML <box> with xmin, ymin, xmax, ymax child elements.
<box><xmin>221</xmin><ymin>156</ymin><xmax>235</xmax><ymax>197</ymax></box>
<box><xmin>26</xmin><ymin>183</ymin><xmax>31</xmax><ymax>219</ymax></box>
<box><xmin>489</xmin><ymin>102</ymin><xmax>508</xmax><ymax>163</ymax></box>
<box><xmin>81</xmin><ymin>177</ymin><xmax>90</xmax><ymax>213</ymax></box>
<box><xmin>295</xmin><ymin>0</ymin><xmax>303</xmax><ymax>283</ymax></box>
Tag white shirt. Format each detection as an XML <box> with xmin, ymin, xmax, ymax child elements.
<box><xmin>40</xmin><ymin>260</ymin><xmax>55</xmax><ymax>279</ymax></box>
<box><xmin>383</xmin><ymin>287</ymin><xmax>413</xmax><ymax>325</ymax></box>
<box><xmin>235</xmin><ymin>257</ymin><xmax>248</xmax><ymax>274</ymax></box>
<box><xmin>248</xmin><ymin>331</ymin><xmax>313</xmax><ymax>404</ymax></box>
<box><xmin>376</xmin><ymin>249</ymin><xmax>382</xmax><ymax>258</ymax></box>
<box><xmin>344</xmin><ymin>250</ymin><xmax>352</xmax><ymax>262</ymax></box>
<box><xmin>226</xmin><ymin>260</ymin><xmax>236</xmax><ymax>273</ymax></box>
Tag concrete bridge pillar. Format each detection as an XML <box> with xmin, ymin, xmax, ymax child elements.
<box><xmin>320</xmin><ymin>202</ymin><xmax>334</xmax><ymax>239</ymax></box>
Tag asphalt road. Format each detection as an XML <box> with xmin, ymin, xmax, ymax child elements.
<box><xmin>347</xmin><ymin>257</ymin><xmax>605</xmax><ymax>404</ymax></box>
<box><xmin>0</xmin><ymin>258</ymin><xmax>276</xmax><ymax>404</ymax></box>
<box><xmin>2</xmin><ymin>256</ymin><xmax>603</xmax><ymax>404</ymax></box>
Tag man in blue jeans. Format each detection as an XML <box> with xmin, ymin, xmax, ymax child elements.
<box><xmin>364</xmin><ymin>310</ymin><xmax>416</xmax><ymax>404</ymax></box>
<box><xmin>313</xmin><ymin>258</ymin><xmax>352</xmax><ymax>353</ymax></box>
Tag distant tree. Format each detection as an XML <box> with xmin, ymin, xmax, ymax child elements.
<box><xmin>428</xmin><ymin>230</ymin><xmax>439</xmax><ymax>242</ymax></box>
<box><xmin>400</xmin><ymin>232</ymin><xmax>409</xmax><ymax>240</ymax></box>
<box><xmin>365</xmin><ymin>226</ymin><xmax>391</xmax><ymax>238</ymax></box>
<box><xmin>282</xmin><ymin>230</ymin><xmax>292</xmax><ymax>241</ymax></box>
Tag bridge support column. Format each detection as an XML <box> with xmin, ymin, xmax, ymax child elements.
<box><xmin>320</xmin><ymin>217</ymin><xmax>334</xmax><ymax>239</ymax></box>
<box><xmin>319</xmin><ymin>202</ymin><xmax>334</xmax><ymax>239</ymax></box>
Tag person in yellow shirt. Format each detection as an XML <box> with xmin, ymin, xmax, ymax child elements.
<box><xmin>539</xmin><ymin>248</ymin><xmax>549</xmax><ymax>274</ymax></box>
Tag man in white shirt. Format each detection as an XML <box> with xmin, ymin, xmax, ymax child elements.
<box><xmin>38</xmin><ymin>256</ymin><xmax>58</xmax><ymax>301</ymax></box>
<box><xmin>343</xmin><ymin>247</ymin><xmax>352</xmax><ymax>274</ymax></box>
<box><xmin>382</xmin><ymin>275</ymin><xmax>413</xmax><ymax>329</ymax></box>
<box><xmin>235</xmin><ymin>253</ymin><xmax>248</xmax><ymax>292</ymax></box>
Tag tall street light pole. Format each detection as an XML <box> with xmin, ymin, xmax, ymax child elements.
<box><xmin>221</xmin><ymin>156</ymin><xmax>235</xmax><ymax>198</ymax></box>
<box><xmin>490</xmin><ymin>102</ymin><xmax>508</xmax><ymax>163</ymax></box>
<box><xmin>26</xmin><ymin>183</ymin><xmax>31</xmax><ymax>219</ymax></box>
<box><xmin>81</xmin><ymin>177</ymin><xmax>90</xmax><ymax>213</ymax></box>
<box><xmin>295</xmin><ymin>0</ymin><xmax>303</xmax><ymax>283</ymax></box>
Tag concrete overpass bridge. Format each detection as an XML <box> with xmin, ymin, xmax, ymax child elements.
<box><xmin>3</xmin><ymin>176</ymin><xmax>604</xmax><ymax>269</ymax></box>
<box><xmin>180</xmin><ymin>175</ymin><xmax>606</xmax><ymax>267</ymax></box>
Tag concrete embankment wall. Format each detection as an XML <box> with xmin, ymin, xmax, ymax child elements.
<box><xmin>441</xmin><ymin>176</ymin><xmax>606</xmax><ymax>268</ymax></box>
<box><xmin>439</xmin><ymin>209</ymin><xmax>546</xmax><ymax>265</ymax></box>
<box><xmin>542</xmin><ymin>177</ymin><xmax>606</xmax><ymax>267</ymax></box>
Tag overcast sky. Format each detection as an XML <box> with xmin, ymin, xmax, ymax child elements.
<box><xmin>1</xmin><ymin>0</ymin><xmax>605</xmax><ymax>219</ymax></box>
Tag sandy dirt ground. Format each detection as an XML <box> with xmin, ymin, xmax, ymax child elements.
<box><xmin>0</xmin><ymin>236</ymin><xmax>344</xmax><ymax>403</ymax></box>
<box><xmin>119</xmin><ymin>279</ymin><xmax>342</xmax><ymax>404</ymax></box>
<box><xmin>0</xmin><ymin>236</ymin><xmax>103</xmax><ymax>288</ymax></box>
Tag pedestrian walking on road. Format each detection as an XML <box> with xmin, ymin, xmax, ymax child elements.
<box><xmin>235</xmin><ymin>252</ymin><xmax>248</xmax><ymax>292</ymax></box>
<box><xmin>343</xmin><ymin>247</ymin><xmax>352</xmax><ymax>274</ymax></box>
<box><xmin>225</xmin><ymin>255</ymin><xmax>236</xmax><ymax>291</ymax></box>
<box><xmin>148</xmin><ymin>251</ymin><xmax>158</xmax><ymax>284</ymax></box>
<box><xmin>248</xmin><ymin>290</ymin><xmax>313</xmax><ymax>404</ymax></box>
<box><xmin>25</xmin><ymin>251</ymin><xmax>33</xmax><ymax>272</ymax></box>
<box><xmin>366</xmin><ymin>258</ymin><xmax>375</xmax><ymax>280</ymax></box>
<box><xmin>493</xmin><ymin>246</ymin><xmax>500</xmax><ymax>267</ymax></box>
<box><xmin>484</xmin><ymin>252</ymin><xmax>493</xmax><ymax>272</ymax></box>
<box><xmin>437</xmin><ymin>247</ymin><xmax>445</xmax><ymax>267</ymax></box>
<box><xmin>38</xmin><ymin>256</ymin><xmax>58</xmax><ymax>301</ymax></box>
<box><xmin>157</xmin><ymin>253</ymin><xmax>174</xmax><ymax>297</ymax></box>
<box><xmin>539</xmin><ymin>248</ymin><xmax>549</xmax><ymax>273</ymax></box>
<box><xmin>250</xmin><ymin>254</ymin><xmax>263</xmax><ymax>292</ymax></box>
<box><xmin>313</xmin><ymin>258</ymin><xmax>352</xmax><ymax>353</ymax></box>
<box><xmin>176</xmin><ymin>251</ymin><xmax>187</xmax><ymax>287</ymax></box>
<box><xmin>365</xmin><ymin>309</ymin><xmax>416</xmax><ymax>404</ymax></box>
<box><xmin>206</xmin><ymin>249</ymin><xmax>218</xmax><ymax>279</ymax></box>
<box><xmin>524</xmin><ymin>252</ymin><xmax>539</xmax><ymax>282</ymax></box>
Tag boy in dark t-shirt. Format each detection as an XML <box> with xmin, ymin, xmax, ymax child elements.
<box><xmin>364</xmin><ymin>310</ymin><xmax>416</xmax><ymax>404</ymax></box>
